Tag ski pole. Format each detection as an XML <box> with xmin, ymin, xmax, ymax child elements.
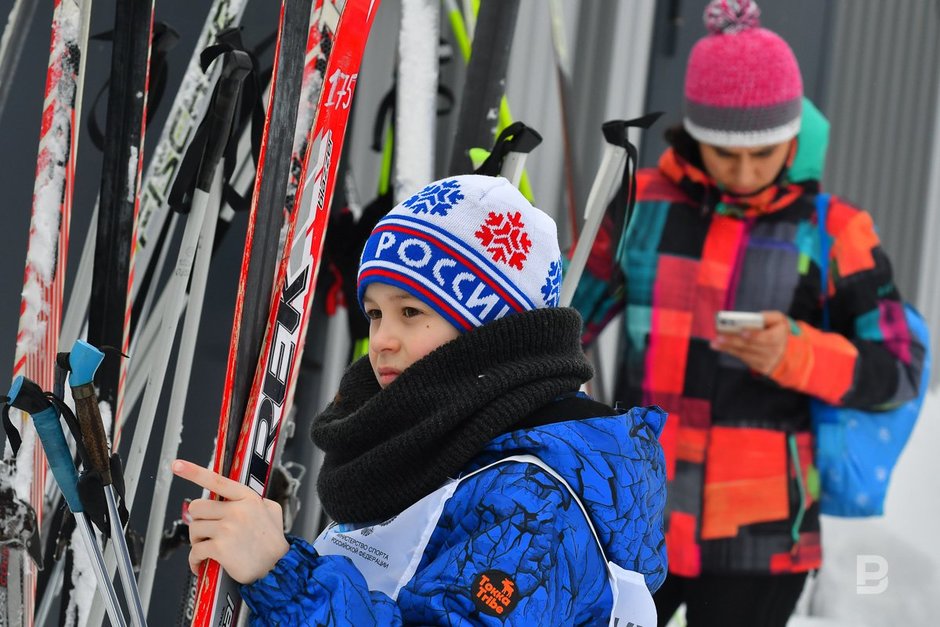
<box><xmin>497</xmin><ymin>124</ymin><xmax>542</xmax><ymax>188</ymax></box>
<box><xmin>559</xmin><ymin>122</ymin><xmax>630</xmax><ymax>308</ymax></box>
<box><xmin>4</xmin><ymin>377</ymin><xmax>127</xmax><ymax>627</ymax></box>
<box><xmin>559</xmin><ymin>115</ymin><xmax>661</xmax><ymax>308</ymax></box>
<box><xmin>65</xmin><ymin>341</ymin><xmax>147</xmax><ymax>627</ymax></box>
<box><xmin>469</xmin><ymin>121</ymin><xmax>542</xmax><ymax>188</ymax></box>
<box><xmin>135</xmin><ymin>48</ymin><xmax>252</xmax><ymax>613</ymax></box>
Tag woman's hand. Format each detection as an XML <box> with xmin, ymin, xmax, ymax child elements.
<box><xmin>172</xmin><ymin>459</ymin><xmax>290</xmax><ymax>585</ymax></box>
<box><xmin>710</xmin><ymin>310</ymin><xmax>790</xmax><ymax>375</ymax></box>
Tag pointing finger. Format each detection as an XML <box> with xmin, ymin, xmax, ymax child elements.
<box><xmin>172</xmin><ymin>459</ymin><xmax>256</xmax><ymax>501</ymax></box>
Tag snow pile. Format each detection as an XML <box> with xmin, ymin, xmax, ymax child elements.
<box><xmin>795</xmin><ymin>390</ymin><xmax>940</xmax><ymax>626</ymax></box>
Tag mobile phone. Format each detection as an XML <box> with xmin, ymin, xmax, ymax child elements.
<box><xmin>715</xmin><ymin>310</ymin><xmax>765</xmax><ymax>333</ymax></box>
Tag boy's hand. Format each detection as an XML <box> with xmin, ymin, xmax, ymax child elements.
<box><xmin>710</xmin><ymin>310</ymin><xmax>789</xmax><ymax>375</ymax></box>
<box><xmin>172</xmin><ymin>459</ymin><xmax>290</xmax><ymax>585</ymax></box>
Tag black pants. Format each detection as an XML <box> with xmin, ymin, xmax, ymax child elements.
<box><xmin>654</xmin><ymin>572</ymin><xmax>808</xmax><ymax>627</ymax></box>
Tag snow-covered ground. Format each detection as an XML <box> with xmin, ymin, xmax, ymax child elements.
<box><xmin>788</xmin><ymin>390</ymin><xmax>940</xmax><ymax>626</ymax></box>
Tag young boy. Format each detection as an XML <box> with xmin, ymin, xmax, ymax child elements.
<box><xmin>173</xmin><ymin>174</ymin><xmax>668</xmax><ymax>625</ymax></box>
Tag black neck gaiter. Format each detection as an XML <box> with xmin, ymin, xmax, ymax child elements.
<box><xmin>311</xmin><ymin>307</ymin><xmax>593</xmax><ymax>523</ymax></box>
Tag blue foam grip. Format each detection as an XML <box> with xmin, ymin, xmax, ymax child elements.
<box><xmin>31</xmin><ymin>406</ymin><xmax>83</xmax><ymax>513</ymax></box>
<box><xmin>68</xmin><ymin>340</ymin><xmax>105</xmax><ymax>387</ymax></box>
<box><xmin>7</xmin><ymin>376</ymin><xmax>24</xmax><ymax>403</ymax></box>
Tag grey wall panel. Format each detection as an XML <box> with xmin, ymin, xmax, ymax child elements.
<box><xmin>501</xmin><ymin>0</ymin><xmax>656</xmax><ymax>249</ymax></box>
<box><xmin>824</xmin><ymin>0</ymin><xmax>939</xmax><ymax>304</ymax></box>
<box><xmin>918</xmin><ymin>39</ymin><xmax>940</xmax><ymax>390</ymax></box>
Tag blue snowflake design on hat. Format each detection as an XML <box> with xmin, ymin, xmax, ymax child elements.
<box><xmin>541</xmin><ymin>260</ymin><xmax>562</xmax><ymax>306</ymax></box>
<box><xmin>402</xmin><ymin>178</ymin><xmax>465</xmax><ymax>217</ymax></box>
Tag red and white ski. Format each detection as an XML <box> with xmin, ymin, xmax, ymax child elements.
<box><xmin>192</xmin><ymin>1</ymin><xmax>380</xmax><ymax>625</ymax></box>
<box><xmin>1</xmin><ymin>3</ymin><xmax>92</xmax><ymax>626</ymax></box>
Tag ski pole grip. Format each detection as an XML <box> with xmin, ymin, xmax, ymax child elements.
<box><xmin>7</xmin><ymin>377</ymin><xmax>83</xmax><ymax>512</ymax></box>
<box><xmin>601</xmin><ymin>120</ymin><xmax>630</xmax><ymax>148</ymax></box>
<box><xmin>195</xmin><ymin>50</ymin><xmax>252</xmax><ymax>192</ymax></box>
<box><xmin>68</xmin><ymin>341</ymin><xmax>112</xmax><ymax>485</ymax></box>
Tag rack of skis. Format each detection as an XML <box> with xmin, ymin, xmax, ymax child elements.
<box><xmin>0</xmin><ymin>0</ymin><xmax>656</xmax><ymax>625</ymax></box>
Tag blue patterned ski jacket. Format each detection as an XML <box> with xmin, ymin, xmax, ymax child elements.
<box><xmin>241</xmin><ymin>399</ymin><xmax>667</xmax><ymax>625</ymax></box>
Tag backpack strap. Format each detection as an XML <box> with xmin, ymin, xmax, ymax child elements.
<box><xmin>815</xmin><ymin>193</ymin><xmax>832</xmax><ymax>330</ymax></box>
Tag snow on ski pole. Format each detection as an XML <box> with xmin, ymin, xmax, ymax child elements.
<box><xmin>64</xmin><ymin>341</ymin><xmax>147</xmax><ymax>627</ymax></box>
<box><xmin>3</xmin><ymin>377</ymin><xmax>127</xmax><ymax>627</ymax></box>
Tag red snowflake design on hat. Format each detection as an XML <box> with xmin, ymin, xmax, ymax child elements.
<box><xmin>475</xmin><ymin>211</ymin><xmax>532</xmax><ymax>270</ymax></box>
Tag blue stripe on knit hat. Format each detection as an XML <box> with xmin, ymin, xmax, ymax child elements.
<box><xmin>357</xmin><ymin>175</ymin><xmax>563</xmax><ymax>332</ymax></box>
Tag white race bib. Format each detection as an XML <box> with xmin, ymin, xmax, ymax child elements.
<box><xmin>313</xmin><ymin>479</ymin><xmax>459</xmax><ymax>599</ymax></box>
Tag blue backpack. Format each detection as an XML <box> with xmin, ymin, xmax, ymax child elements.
<box><xmin>811</xmin><ymin>193</ymin><xmax>931</xmax><ymax>517</ymax></box>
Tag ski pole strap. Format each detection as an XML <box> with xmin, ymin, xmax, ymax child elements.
<box><xmin>606</xmin><ymin>112</ymin><xmax>662</xmax><ymax>238</ymax></box>
<box><xmin>207</xmin><ymin>27</ymin><xmax>268</xmax><ymax>191</ymax></box>
<box><xmin>170</xmin><ymin>31</ymin><xmax>262</xmax><ymax>214</ymax></box>
<box><xmin>195</xmin><ymin>50</ymin><xmax>252</xmax><ymax>192</ymax></box>
<box><xmin>43</xmin><ymin>392</ymin><xmax>92</xmax><ymax>471</ymax></box>
<box><xmin>372</xmin><ymin>86</ymin><xmax>396</xmax><ymax>152</ymax></box>
<box><xmin>109</xmin><ymin>453</ymin><xmax>131</xmax><ymax>526</ymax></box>
<box><xmin>558</xmin><ymin>113</ymin><xmax>661</xmax><ymax>308</ymax></box>
<box><xmin>1</xmin><ymin>398</ymin><xmax>20</xmax><ymax>455</ymax></box>
<box><xmin>146</xmin><ymin>22</ymin><xmax>182</xmax><ymax>128</ymax></box>
<box><xmin>86</xmin><ymin>22</ymin><xmax>180</xmax><ymax>151</ymax></box>
<box><xmin>473</xmin><ymin>121</ymin><xmax>543</xmax><ymax>179</ymax></box>
<box><xmin>7</xmin><ymin>377</ymin><xmax>83</xmax><ymax>513</ymax></box>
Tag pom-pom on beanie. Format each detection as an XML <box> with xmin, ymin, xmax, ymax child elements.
<box><xmin>357</xmin><ymin>175</ymin><xmax>563</xmax><ymax>332</ymax></box>
<box><xmin>684</xmin><ymin>0</ymin><xmax>803</xmax><ymax>147</ymax></box>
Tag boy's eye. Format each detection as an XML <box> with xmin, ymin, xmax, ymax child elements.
<box><xmin>366</xmin><ymin>308</ymin><xmax>381</xmax><ymax>320</ymax></box>
<box><xmin>402</xmin><ymin>307</ymin><xmax>422</xmax><ymax>318</ymax></box>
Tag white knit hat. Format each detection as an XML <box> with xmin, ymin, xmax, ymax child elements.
<box><xmin>357</xmin><ymin>175</ymin><xmax>563</xmax><ymax>332</ymax></box>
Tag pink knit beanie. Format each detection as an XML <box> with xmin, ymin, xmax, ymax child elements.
<box><xmin>684</xmin><ymin>0</ymin><xmax>803</xmax><ymax>147</ymax></box>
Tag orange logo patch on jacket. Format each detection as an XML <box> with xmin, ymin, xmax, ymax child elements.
<box><xmin>472</xmin><ymin>570</ymin><xmax>519</xmax><ymax>617</ymax></box>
